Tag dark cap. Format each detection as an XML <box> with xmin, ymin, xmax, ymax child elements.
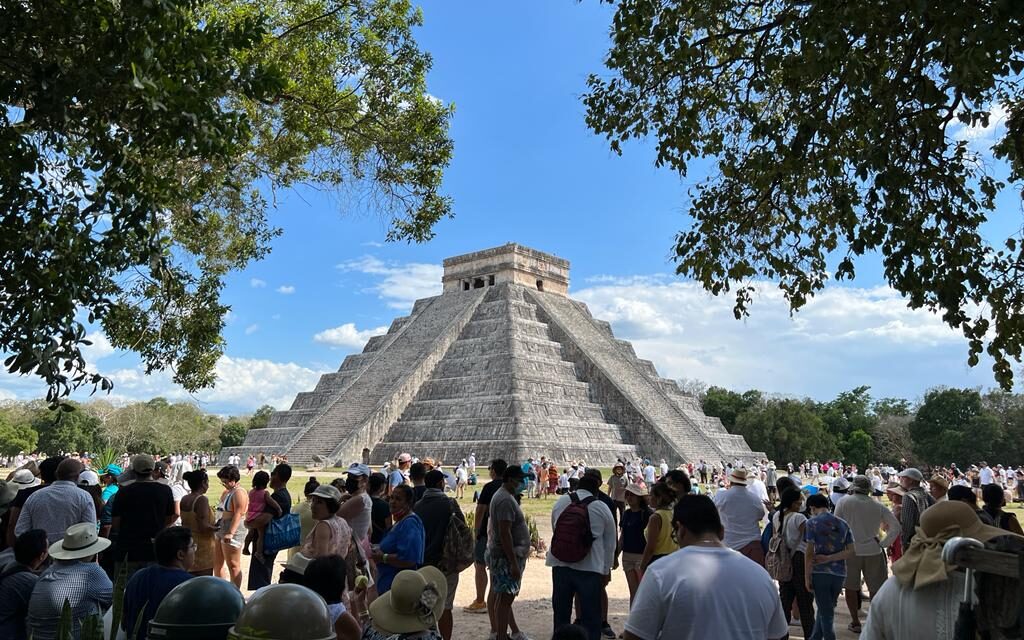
<box><xmin>425</xmin><ymin>469</ymin><xmax>446</xmax><ymax>487</ymax></box>
<box><xmin>503</xmin><ymin>466</ymin><xmax>526</xmax><ymax>481</ymax></box>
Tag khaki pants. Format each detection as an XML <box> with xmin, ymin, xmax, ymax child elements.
<box><xmin>844</xmin><ymin>552</ymin><xmax>887</xmax><ymax>595</ymax></box>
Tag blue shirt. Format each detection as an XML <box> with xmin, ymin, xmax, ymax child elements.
<box><xmin>122</xmin><ymin>565</ymin><xmax>192</xmax><ymax>640</ymax></box>
<box><xmin>377</xmin><ymin>513</ymin><xmax>424</xmax><ymax>594</ymax></box>
<box><xmin>804</xmin><ymin>512</ymin><xmax>853</xmax><ymax>576</ymax></box>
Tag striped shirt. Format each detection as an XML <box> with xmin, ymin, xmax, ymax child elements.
<box><xmin>15</xmin><ymin>481</ymin><xmax>97</xmax><ymax>544</ymax></box>
<box><xmin>27</xmin><ymin>561</ymin><xmax>113</xmax><ymax>640</ymax></box>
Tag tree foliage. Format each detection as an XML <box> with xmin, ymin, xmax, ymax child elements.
<box><xmin>733</xmin><ymin>398</ymin><xmax>839</xmax><ymax>463</ymax></box>
<box><xmin>220</xmin><ymin>420</ymin><xmax>248</xmax><ymax>448</ymax></box>
<box><xmin>248</xmin><ymin>404</ymin><xmax>276</xmax><ymax>430</ymax></box>
<box><xmin>0</xmin><ymin>413</ymin><xmax>38</xmax><ymax>457</ymax></box>
<box><xmin>702</xmin><ymin>387</ymin><xmax>762</xmax><ymax>430</ymax></box>
<box><xmin>31</xmin><ymin>403</ymin><xmax>102</xmax><ymax>454</ymax></box>
<box><xmin>1</xmin><ymin>0</ymin><xmax>453</xmax><ymax>403</ymax></box>
<box><xmin>585</xmin><ymin>1</ymin><xmax>1024</xmax><ymax>389</ymax></box>
<box><xmin>911</xmin><ymin>388</ymin><xmax>1003</xmax><ymax>466</ymax></box>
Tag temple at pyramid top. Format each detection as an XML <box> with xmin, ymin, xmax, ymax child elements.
<box><xmin>442</xmin><ymin>243</ymin><xmax>570</xmax><ymax>296</ymax></box>
<box><xmin>223</xmin><ymin>243</ymin><xmax>763</xmax><ymax>467</ymax></box>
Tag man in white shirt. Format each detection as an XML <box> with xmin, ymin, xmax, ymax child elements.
<box><xmin>979</xmin><ymin>462</ymin><xmax>994</xmax><ymax>486</ymax></box>
<box><xmin>624</xmin><ymin>494</ymin><xmax>787</xmax><ymax>640</ymax></box>
<box><xmin>658</xmin><ymin>459</ymin><xmax>669</xmax><ymax>478</ymax></box>
<box><xmin>835</xmin><ymin>475</ymin><xmax>901</xmax><ymax>632</ymax></box>
<box><xmin>547</xmin><ymin>472</ymin><xmax>616</xmax><ymax>640</ymax></box>
<box><xmin>711</xmin><ymin>468</ymin><xmax>766</xmax><ymax>565</ymax></box>
<box><xmin>642</xmin><ymin>461</ymin><xmax>656</xmax><ymax>485</ymax></box>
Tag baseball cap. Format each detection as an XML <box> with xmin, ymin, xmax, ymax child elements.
<box><xmin>503</xmin><ymin>465</ymin><xmax>526</xmax><ymax>481</ymax></box>
<box><xmin>131</xmin><ymin>454</ymin><xmax>156</xmax><ymax>474</ymax></box>
<box><xmin>347</xmin><ymin>462</ymin><xmax>371</xmax><ymax>477</ymax></box>
<box><xmin>898</xmin><ymin>468</ymin><xmax>925</xmax><ymax>482</ymax></box>
<box><xmin>310</xmin><ymin>484</ymin><xmax>343</xmax><ymax>502</ymax></box>
<box><xmin>833</xmin><ymin>476</ymin><xmax>850</xmax><ymax>490</ymax></box>
<box><xmin>850</xmin><ymin>475</ymin><xmax>871</xmax><ymax>494</ymax></box>
<box><xmin>78</xmin><ymin>470</ymin><xmax>100</xmax><ymax>487</ymax></box>
<box><xmin>397</xmin><ymin>453</ymin><xmax>412</xmax><ymax>463</ymax></box>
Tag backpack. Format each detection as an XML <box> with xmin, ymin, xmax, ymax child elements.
<box><xmin>765</xmin><ymin>512</ymin><xmax>793</xmax><ymax>582</ymax></box>
<box><xmin>439</xmin><ymin>499</ymin><xmax>475</xmax><ymax>574</ymax></box>
<box><xmin>550</xmin><ymin>493</ymin><xmax>597</xmax><ymax>563</ymax></box>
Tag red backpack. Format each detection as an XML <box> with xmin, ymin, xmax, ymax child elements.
<box><xmin>550</xmin><ymin>493</ymin><xmax>597</xmax><ymax>563</ymax></box>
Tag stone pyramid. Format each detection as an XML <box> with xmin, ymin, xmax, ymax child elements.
<box><xmin>222</xmin><ymin>244</ymin><xmax>763</xmax><ymax>466</ymax></box>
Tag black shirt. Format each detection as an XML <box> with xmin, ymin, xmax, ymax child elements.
<box><xmin>111</xmin><ymin>481</ymin><xmax>175</xmax><ymax>561</ymax></box>
<box><xmin>413</xmin><ymin>485</ymin><xmax>427</xmax><ymax>504</ymax></box>
<box><xmin>475</xmin><ymin>479</ymin><xmax>501</xmax><ymax>541</ymax></box>
<box><xmin>270</xmin><ymin>487</ymin><xmax>292</xmax><ymax>518</ymax></box>
<box><xmin>10</xmin><ymin>485</ymin><xmax>43</xmax><ymax>510</ymax></box>
<box><xmin>414</xmin><ymin>489</ymin><xmax>465</xmax><ymax>568</ymax></box>
<box><xmin>370</xmin><ymin>496</ymin><xmax>390</xmax><ymax>544</ymax></box>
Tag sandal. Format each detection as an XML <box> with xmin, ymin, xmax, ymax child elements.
<box><xmin>848</xmin><ymin>622</ymin><xmax>862</xmax><ymax>633</ymax></box>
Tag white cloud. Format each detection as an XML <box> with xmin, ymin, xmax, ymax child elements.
<box><xmin>276</xmin><ymin>285</ymin><xmax>296</xmax><ymax>295</ymax></box>
<box><xmin>573</xmin><ymin>277</ymin><xmax>992</xmax><ymax>400</ymax></box>
<box><xmin>250</xmin><ymin>278</ymin><xmax>267</xmax><ymax>288</ymax></box>
<box><xmin>337</xmin><ymin>255</ymin><xmax>442</xmax><ymax>310</ymax></box>
<box><xmin>952</xmin><ymin>104</ymin><xmax>1008</xmax><ymax>151</ymax></box>
<box><xmin>313</xmin><ymin>323</ymin><xmax>389</xmax><ymax>349</ymax></box>
<box><xmin>81</xmin><ymin>332</ymin><xmax>116</xmax><ymax>362</ymax></box>
<box><xmin>244</xmin><ymin>324</ymin><xmax>260</xmax><ymax>335</ymax></box>
<box><xmin>0</xmin><ymin>388</ymin><xmax>15</xmax><ymax>401</ymax></box>
<box><xmin>361</xmin><ymin>241</ymin><xmax>385</xmax><ymax>248</ymax></box>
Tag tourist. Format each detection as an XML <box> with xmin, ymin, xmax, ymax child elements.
<box><xmin>834</xmin><ymin>475</ymin><xmax>900</xmax><ymax>633</ymax></box>
<box><xmin>27</xmin><ymin>523</ymin><xmax>113</xmax><ymax>640</ymax></box>
<box><xmin>390</xmin><ymin>453</ymin><xmax>413</xmax><ymax>492</ymax></box>
<box><xmin>179</xmin><ymin>469</ymin><xmax>217</xmax><ymax>576</ymax></box>
<box><xmin>339</xmin><ymin>463</ymin><xmax>373</xmax><ymax>544</ymax></box>
<box><xmin>456</xmin><ymin>462</ymin><xmax>469</xmax><ymax>499</ymax></box>
<box><xmin>803</xmin><ymin>492</ymin><xmax>854</xmax><ymax>640</ymax></box>
<box><xmin>76</xmin><ymin>469</ymin><xmax>105</xmax><ymax>530</ymax></box>
<box><xmin>980</xmin><ymin>482</ymin><xmax>1023</xmax><ymax>534</ymax></box>
<box><xmin>641</xmin><ymin>460</ymin><xmax>656</xmax><ymax>486</ymax></box>
<box><xmin>623</xmin><ymin>494</ymin><xmax>787</xmax><ymax>640</ymax></box>
<box><xmin>0</xmin><ymin>529</ymin><xmax>48</xmax><ymax>640</ymax></box>
<box><xmin>862</xmin><ymin>500</ymin><xmax>1024</xmax><ymax>639</ymax></box>
<box><xmin>410</xmin><ymin>462</ymin><xmax>428</xmax><ymax>503</ymax></box>
<box><xmin>303</xmin><ymin>555</ymin><xmax>362</xmax><ymax>640</ymax></box>
<box><xmin>242</xmin><ymin>470</ymin><xmax>280</xmax><ymax>557</ymax></box>
<box><xmin>247</xmin><ymin>463</ymin><xmax>293</xmax><ymax>590</ymax></box>
<box><xmin>947</xmin><ymin>485</ymin><xmax>994</xmax><ymax>524</ymax></box>
<box><xmin>772</xmin><ymin>487</ymin><xmax>814</xmax><ymax>637</ymax></box>
<box><xmin>663</xmin><ymin>469</ymin><xmax>692</xmax><ymax>500</ymax></box>
<box><xmin>486</xmin><ymin>464</ymin><xmax>531</xmax><ymax>640</ymax></box>
<box><xmin>368</xmin><ymin>473</ymin><xmax>392</xmax><ymax>545</ymax></box>
<box><xmin>463</xmin><ymin>459</ymin><xmax>506</xmax><ymax>615</ymax></box>
<box><xmin>122</xmin><ymin>526</ymin><xmax>194</xmax><ymax>640</ymax></box>
<box><xmin>110</xmin><ymin>454</ymin><xmax>176</xmax><ymax>577</ymax></box>
<box><xmin>154</xmin><ymin>460</ymin><xmax>188</xmax><ymax>525</ymax></box>
<box><xmin>581</xmin><ymin>468</ymin><xmax>619</xmax><ymax>638</ymax></box>
<box><xmin>547</xmin><ymin>463</ymin><xmax>559</xmax><ymax>499</ymax></box>
<box><xmin>213</xmin><ymin>464</ymin><xmax>249</xmax><ymax>587</ymax></box>
<box><xmin>548</xmin><ymin>470</ymin><xmax>617</xmax><ymax>640</ymax></box>
<box><xmin>639</xmin><ymin>482</ymin><xmax>677</xmax><ymax>571</ymax></box>
<box><xmin>302</xmin><ymin>484</ymin><xmax>353</xmax><ymax>561</ymax></box>
<box><xmin>896</xmin><ymin>468</ymin><xmax>934</xmax><ymax>548</ymax></box>
<box><xmin>15</xmin><ymin>458</ymin><xmax>95</xmax><ymax>546</ymax></box>
<box><xmin>928</xmin><ymin>475</ymin><xmax>949</xmax><ymax>502</ymax></box>
<box><xmin>7</xmin><ymin>457</ymin><xmax>60</xmax><ymax>547</ymax></box>
<box><xmin>617</xmin><ymin>484</ymin><xmax>651</xmax><ymax>605</ymax></box>
<box><xmin>373</xmin><ymin>484</ymin><xmax>424</xmax><ymax>594</ymax></box>
<box><xmin>414</xmin><ymin>469</ymin><xmax>466</xmax><ymax>640</ymax></box>
<box><xmin>362</xmin><ymin>566</ymin><xmax>447</xmax><ymax>640</ymax></box>
<box><xmin>711</xmin><ymin>468</ymin><xmax>766</xmax><ymax>565</ymax></box>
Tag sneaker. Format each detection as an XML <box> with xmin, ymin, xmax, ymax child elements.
<box><xmin>510</xmin><ymin>633</ymin><xmax>533</xmax><ymax>640</ymax></box>
<box><xmin>602</xmin><ymin>624</ymin><xmax>616</xmax><ymax>638</ymax></box>
<box><xmin>463</xmin><ymin>600</ymin><xmax>487</xmax><ymax>614</ymax></box>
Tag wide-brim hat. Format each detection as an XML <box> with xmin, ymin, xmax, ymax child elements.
<box><xmin>612</xmin><ymin>462</ymin><xmax>625</xmax><ymax>470</ymax></box>
<box><xmin>728</xmin><ymin>468</ymin><xmax>748</xmax><ymax>485</ymax></box>
<box><xmin>929</xmin><ymin>476</ymin><xmax>950</xmax><ymax>491</ymax></box>
<box><xmin>625</xmin><ymin>484</ymin><xmax>648</xmax><ymax>497</ymax></box>
<box><xmin>368</xmin><ymin>566</ymin><xmax>447</xmax><ymax>635</ymax></box>
<box><xmin>11</xmin><ymin>469</ymin><xmax>40</xmax><ymax>490</ymax></box>
<box><xmin>50</xmin><ymin>522</ymin><xmax>111</xmax><ymax>560</ymax></box>
<box><xmin>921</xmin><ymin>500</ymin><xmax>1022</xmax><ymax>542</ymax></box>
<box><xmin>0</xmin><ymin>481</ymin><xmax>17</xmax><ymax>515</ymax></box>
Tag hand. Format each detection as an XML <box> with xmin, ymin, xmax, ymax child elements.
<box><xmin>508</xmin><ymin>559</ymin><xmax>522</xmax><ymax>580</ymax></box>
<box><xmin>763</xmin><ymin>499</ymin><xmax>773</xmax><ymax>511</ymax></box>
<box><xmin>805</xmin><ymin>579</ymin><xmax>813</xmax><ymax>592</ymax></box>
<box><xmin>371</xmin><ymin>550</ymin><xmax>383</xmax><ymax>562</ymax></box>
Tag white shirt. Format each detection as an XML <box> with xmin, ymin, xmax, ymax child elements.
<box><xmin>834</xmin><ymin>494</ymin><xmax>901</xmax><ymax>556</ymax></box>
<box><xmin>643</xmin><ymin>465</ymin><xmax>656</xmax><ymax>484</ymax></box>
<box><xmin>546</xmin><ymin>490</ymin><xmax>616</xmax><ymax>574</ymax></box>
<box><xmin>659</xmin><ymin>463</ymin><xmax>669</xmax><ymax>477</ymax></box>
<box><xmin>979</xmin><ymin>466</ymin><xmax>994</xmax><ymax>484</ymax></box>
<box><xmin>712</xmin><ymin>486</ymin><xmax>766</xmax><ymax>550</ymax></box>
<box><xmin>625</xmin><ymin>546</ymin><xmax>788</xmax><ymax>640</ymax></box>
<box><xmin>862</xmin><ymin>573</ymin><xmax>964</xmax><ymax>640</ymax></box>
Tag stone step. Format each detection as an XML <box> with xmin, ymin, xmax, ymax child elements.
<box><xmin>381</xmin><ymin>421</ymin><xmax>632</xmax><ymax>443</ymax></box>
<box><xmin>399</xmin><ymin>395</ymin><xmax>608</xmax><ymax>422</ymax></box>
<box><xmin>369</xmin><ymin>440</ymin><xmax>638</xmax><ymax>467</ymax></box>
<box><xmin>415</xmin><ymin>375</ymin><xmax>592</xmax><ymax>402</ymax></box>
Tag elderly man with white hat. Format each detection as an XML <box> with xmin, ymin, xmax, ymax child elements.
<box><xmin>896</xmin><ymin>467</ymin><xmax>934</xmax><ymax>549</ymax></box>
<box><xmin>711</xmin><ymin>468</ymin><xmax>767</xmax><ymax>565</ymax></box>
<box><xmin>26</xmin><ymin>522</ymin><xmax>113</xmax><ymax>640</ymax></box>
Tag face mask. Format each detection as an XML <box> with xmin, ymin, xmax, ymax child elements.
<box><xmin>345</xmin><ymin>476</ymin><xmax>360</xmax><ymax>493</ymax></box>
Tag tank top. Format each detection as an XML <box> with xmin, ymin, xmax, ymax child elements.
<box><xmin>345</xmin><ymin>492</ymin><xmax>373</xmax><ymax>542</ymax></box>
<box><xmin>301</xmin><ymin>515</ymin><xmax>352</xmax><ymax>559</ymax></box>
<box><xmin>652</xmin><ymin>508</ymin><xmax>678</xmax><ymax>555</ymax></box>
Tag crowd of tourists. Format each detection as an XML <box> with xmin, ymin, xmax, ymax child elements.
<box><xmin>0</xmin><ymin>450</ymin><xmax>1022</xmax><ymax>640</ymax></box>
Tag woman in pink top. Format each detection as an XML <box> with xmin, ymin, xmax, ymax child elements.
<box><xmin>302</xmin><ymin>484</ymin><xmax>352</xmax><ymax>559</ymax></box>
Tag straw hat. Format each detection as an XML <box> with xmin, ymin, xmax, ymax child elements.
<box><xmin>368</xmin><ymin>566</ymin><xmax>447</xmax><ymax>635</ymax></box>
<box><xmin>929</xmin><ymin>475</ymin><xmax>949</xmax><ymax>491</ymax></box>
<box><xmin>625</xmin><ymin>484</ymin><xmax>649</xmax><ymax>497</ymax></box>
<box><xmin>728</xmin><ymin>468</ymin><xmax>748</xmax><ymax>486</ymax></box>
<box><xmin>50</xmin><ymin>522</ymin><xmax>111</xmax><ymax>560</ymax></box>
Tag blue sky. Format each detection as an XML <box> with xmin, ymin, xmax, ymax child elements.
<box><xmin>0</xmin><ymin>1</ymin><xmax>1017</xmax><ymax>414</ymax></box>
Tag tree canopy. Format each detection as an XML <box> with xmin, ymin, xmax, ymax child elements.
<box><xmin>585</xmin><ymin>1</ymin><xmax>1024</xmax><ymax>389</ymax></box>
<box><xmin>1</xmin><ymin>0</ymin><xmax>453</xmax><ymax>403</ymax></box>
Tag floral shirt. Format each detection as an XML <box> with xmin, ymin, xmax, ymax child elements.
<box><xmin>804</xmin><ymin>512</ymin><xmax>853</xmax><ymax>576</ymax></box>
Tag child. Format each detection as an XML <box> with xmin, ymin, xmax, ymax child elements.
<box><xmin>243</xmin><ymin>470</ymin><xmax>281</xmax><ymax>556</ymax></box>
<box><xmin>803</xmin><ymin>492</ymin><xmax>854</xmax><ymax>640</ymax></box>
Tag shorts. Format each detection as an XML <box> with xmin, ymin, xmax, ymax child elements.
<box><xmin>444</xmin><ymin>573</ymin><xmax>459</xmax><ymax>610</ymax></box>
<box><xmin>845</xmin><ymin>553</ymin><xmax>887</xmax><ymax>594</ymax></box>
<box><xmin>216</xmin><ymin>524</ymin><xmax>247</xmax><ymax>549</ymax></box>
<box><xmin>487</xmin><ymin>553</ymin><xmax>526</xmax><ymax>596</ymax></box>
<box><xmin>474</xmin><ymin>537</ymin><xmax>487</xmax><ymax>565</ymax></box>
<box><xmin>620</xmin><ymin>551</ymin><xmax>643</xmax><ymax>573</ymax></box>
